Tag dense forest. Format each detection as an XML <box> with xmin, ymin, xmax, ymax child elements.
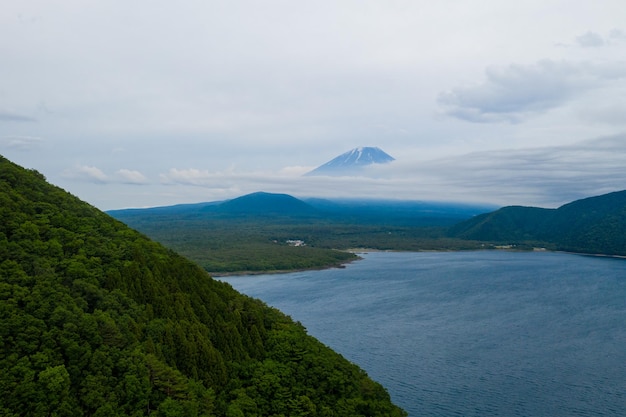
<box><xmin>0</xmin><ymin>155</ymin><xmax>406</xmax><ymax>416</ymax></box>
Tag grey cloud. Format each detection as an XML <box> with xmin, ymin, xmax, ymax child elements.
<box><xmin>0</xmin><ymin>110</ymin><xmax>36</xmax><ymax>122</ymax></box>
<box><xmin>576</xmin><ymin>31</ymin><xmax>606</xmax><ymax>47</ymax></box>
<box><xmin>158</xmin><ymin>166</ymin><xmax>405</xmax><ymax>202</ymax></box>
<box><xmin>609</xmin><ymin>29</ymin><xmax>626</xmax><ymax>40</ymax></box>
<box><xmin>439</xmin><ymin>60</ymin><xmax>625</xmax><ymax>123</ymax></box>
<box><xmin>570</xmin><ymin>29</ymin><xmax>626</xmax><ymax>48</ymax></box>
<box><xmin>412</xmin><ymin>135</ymin><xmax>626</xmax><ymax>206</ymax></box>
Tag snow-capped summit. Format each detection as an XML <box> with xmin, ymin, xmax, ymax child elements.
<box><xmin>305</xmin><ymin>147</ymin><xmax>395</xmax><ymax>176</ymax></box>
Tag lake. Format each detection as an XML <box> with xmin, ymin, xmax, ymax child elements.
<box><xmin>220</xmin><ymin>251</ymin><xmax>626</xmax><ymax>416</ymax></box>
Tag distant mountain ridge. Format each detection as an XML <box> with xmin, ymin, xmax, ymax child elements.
<box><xmin>305</xmin><ymin>146</ymin><xmax>395</xmax><ymax>176</ymax></box>
<box><xmin>449</xmin><ymin>190</ymin><xmax>626</xmax><ymax>255</ymax></box>
<box><xmin>109</xmin><ymin>192</ymin><xmax>492</xmax><ymax>226</ymax></box>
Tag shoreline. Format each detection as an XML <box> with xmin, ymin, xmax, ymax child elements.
<box><xmin>212</xmin><ymin>247</ymin><xmax>626</xmax><ymax>277</ymax></box>
<box><xmin>210</xmin><ymin>255</ymin><xmax>363</xmax><ymax>277</ymax></box>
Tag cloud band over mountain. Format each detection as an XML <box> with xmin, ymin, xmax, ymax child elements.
<box><xmin>90</xmin><ymin>135</ymin><xmax>626</xmax><ymax>210</ymax></box>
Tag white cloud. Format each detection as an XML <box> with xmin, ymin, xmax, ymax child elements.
<box><xmin>279</xmin><ymin>166</ymin><xmax>313</xmax><ymax>176</ymax></box>
<box><xmin>63</xmin><ymin>164</ymin><xmax>108</xmax><ymax>183</ymax></box>
<box><xmin>0</xmin><ymin>135</ymin><xmax>42</xmax><ymax>151</ymax></box>
<box><xmin>62</xmin><ymin>165</ymin><xmax>149</xmax><ymax>185</ymax></box>
<box><xmin>159</xmin><ymin>168</ymin><xmax>215</xmax><ymax>186</ymax></box>
<box><xmin>115</xmin><ymin>169</ymin><xmax>148</xmax><ymax>184</ymax></box>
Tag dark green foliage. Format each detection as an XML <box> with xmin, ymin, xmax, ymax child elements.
<box><xmin>448</xmin><ymin>190</ymin><xmax>626</xmax><ymax>255</ymax></box>
<box><xmin>0</xmin><ymin>155</ymin><xmax>406</xmax><ymax>416</ymax></box>
<box><xmin>215</xmin><ymin>192</ymin><xmax>319</xmax><ymax>216</ymax></box>
<box><xmin>448</xmin><ymin>206</ymin><xmax>552</xmax><ymax>242</ymax></box>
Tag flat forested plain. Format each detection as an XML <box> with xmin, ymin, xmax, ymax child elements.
<box><xmin>109</xmin><ymin>193</ymin><xmax>492</xmax><ymax>274</ymax></box>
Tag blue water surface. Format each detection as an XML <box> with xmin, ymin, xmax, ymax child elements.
<box><xmin>220</xmin><ymin>251</ymin><xmax>626</xmax><ymax>417</ymax></box>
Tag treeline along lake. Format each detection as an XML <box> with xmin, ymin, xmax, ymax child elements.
<box><xmin>221</xmin><ymin>251</ymin><xmax>626</xmax><ymax>417</ymax></box>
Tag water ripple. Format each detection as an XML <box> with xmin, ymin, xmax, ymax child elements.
<box><xmin>222</xmin><ymin>251</ymin><xmax>626</xmax><ymax>416</ymax></box>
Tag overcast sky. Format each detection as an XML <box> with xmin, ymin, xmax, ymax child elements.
<box><xmin>2</xmin><ymin>1</ymin><xmax>626</xmax><ymax>210</ymax></box>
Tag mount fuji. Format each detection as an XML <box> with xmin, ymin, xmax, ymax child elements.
<box><xmin>305</xmin><ymin>146</ymin><xmax>395</xmax><ymax>176</ymax></box>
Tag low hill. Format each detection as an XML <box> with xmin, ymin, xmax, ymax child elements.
<box><xmin>0</xmin><ymin>155</ymin><xmax>406</xmax><ymax>416</ymax></box>
<box><xmin>449</xmin><ymin>190</ymin><xmax>626</xmax><ymax>255</ymax></box>
<box><xmin>448</xmin><ymin>206</ymin><xmax>553</xmax><ymax>242</ymax></box>
<box><xmin>214</xmin><ymin>191</ymin><xmax>319</xmax><ymax>217</ymax></box>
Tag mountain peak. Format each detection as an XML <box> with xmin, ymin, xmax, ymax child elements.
<box><xmin>305</xmin><ymin>146</ymin><xmax>395</xmax><ymax>176</ymax></box>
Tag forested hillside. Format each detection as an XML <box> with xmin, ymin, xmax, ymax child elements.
<box><xmin>448</xmin><ymin>190</ymin><xmax>626</xmax><ymax>255</ymax></box>
<box><xmin>0</xmin><ymin>155</ymin><xmax>406</xmax><ymax>416</ymax></box>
